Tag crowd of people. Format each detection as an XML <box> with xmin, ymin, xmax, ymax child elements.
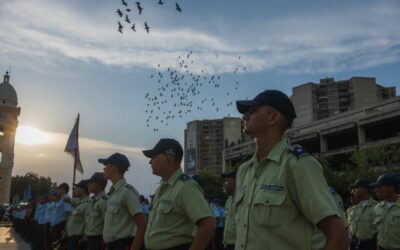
<box><xmin>5</xmin><ymin>89</ymin><xmax>400</xmax><ymax>250</ymax></box>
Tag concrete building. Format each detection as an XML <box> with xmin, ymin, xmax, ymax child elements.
<box><xmin>224</xmin><ymin>77</ymin><xmax>398</xmax><ymax>170</ymax></box>
<box><xmin>292</xmin><ymin>77</ymin><xmax>396</xmax><ymax>126</ymax></box>
<box><xmin>0</xmin><ymin>72</ymin><xmax>21</xmax><ymax>204</ymax></box>
<box><xmin>184</xmin><ymin>117</ymin><xmax>250</xmax><ymax>175</ymax></box>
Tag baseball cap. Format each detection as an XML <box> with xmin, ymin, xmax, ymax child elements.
<box><xmin>88</xmin><ymin>172</ymin><xmax>107</xmax><ymax>189</ymax></box>
<box><xmin>98</xmin><ymin>152</ymin><xmax>130</xmax><ymax>170</ymax></box>
<box><xmin>73</xmin><ymin>179</ymin><xmax>89</xmax><ymax>189</ymax></box>
<box><xmin>236</xmin><ymin>90</ymin><xmax>297</xmax><ymax>125</ymax></box>
<box><xmin>222</xmin><ymin>170</ymin><xmax>237</xmax><ymax>179</ymax></box>
<box><xmin>350</xmin><ymin>179</ymin><xmax>370</xmax><ymax>189</ymax></box>
<box><xmin>142</xmin><ymin>138</ymin><xmax>183</xmax><ymax>161</ymax></box>
<box><xmin>370</xmin><ymin>173</ymin><xmax>400</xmax><ymax>188</ymax></box>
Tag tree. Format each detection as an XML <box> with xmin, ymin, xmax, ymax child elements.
<box><xmin>197</xmin><ymin>171</ymin><xmax>227</xmax><ymax>202</ymax></box>
<box><xmin>10</xmin><ymin>172</ymin><xmax>57</xmax><ymax>203</ymax></box>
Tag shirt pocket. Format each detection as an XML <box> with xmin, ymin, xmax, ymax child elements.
<box><xmin>390</xmin><ymin>214</ymin><xmax>400</xmax><ymax>229</ymax></box>
<box><xmin>106</xmin><ymin>204</ymin><xmax>119</xmax><ymax>223</ymax></box>
<box><xmin>252</xmin><ymin>191</ymin><xmax>286</xmax><ymax>227</ymax></box>
<box><xmin>71</xmin><ymin>209</ymin><xmax>81</xmax><ymax>222</ymax></box>
<box><xmin>157</xmin><ymin>201</ymin><xmax>174</xmax><ymax>225</ymax></box>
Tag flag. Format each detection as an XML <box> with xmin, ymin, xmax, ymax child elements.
<box><xmin>25</xmin><ymin>184</ymin><xmax>32</xmax><ymax>201</ymax></box>
<box><xmin>65</xmin><ymin>114</ymin><xmax>84</xmax><ymax>173</ymax></box>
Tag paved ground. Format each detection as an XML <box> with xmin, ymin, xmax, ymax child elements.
<box><xmin>0</xmin><ymin>222</ymin><xmax>30</xmax><ymax>250</ymax></box>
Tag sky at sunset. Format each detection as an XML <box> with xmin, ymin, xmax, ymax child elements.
<box><xmin>1</xmin><ymin>0</ymin><xmax>400</xmax><ymax>195</ymax></box>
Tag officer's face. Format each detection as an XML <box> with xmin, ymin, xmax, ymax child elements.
<box><xmin>353</xmin><ymin>187</ymin><xmax>368</xmax><ymax>200</ymax></box>
<box><xmin>242</xmin><ymin>105</ymin><xmax>277</xmax><ymax>136</ymax></box>
<box><xmin>103</xmin><ymin>163</ymin><xmax>117</xmax><ymax>179</ymax></box>
<box><xmin>223</xmin><ymin>177</ymin><xmax>235</xmax><ymax>195</ymax></box>
<box><xmin>149</xmin><ymin>153</ymin><xmax>167</xmax><ymax>176</ymax></box>
<box><xmin>375</xmin><ymin>185</ymin><xmax>390</xmax><ymax>200</ymax></box>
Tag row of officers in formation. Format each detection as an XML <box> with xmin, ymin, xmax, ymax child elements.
<box><xmin>10</xmin><ymin>89</ymin><xmax>400</xmax><ymax>250</ymax></box>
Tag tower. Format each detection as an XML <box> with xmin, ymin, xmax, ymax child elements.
<box><xmin>0</xmin><ymin>71</ymin><xmax>20</xmax><ymax>204</ymax></box>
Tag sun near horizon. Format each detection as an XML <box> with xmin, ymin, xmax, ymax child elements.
<box><xmin>15</xmin><ymin>126</ymin><xmax>50</xmax><ymax>145</ymax></box>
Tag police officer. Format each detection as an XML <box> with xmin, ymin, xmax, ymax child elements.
<box><xmin>348</xmin><ymin>187</ymin><xmax>361</xmax><ymax>250</ymax></box>
<box><xmin>85</xmin><ymin>172</ymin><xmax>108</xmax><ymax>250</ymax></box>
<box><xmin>348</xmin><ymin>179</ymin><xmax>378</xmax><ymax>250</ymax></box>
<box><xmin>222</xmin><ymin>170</ymin><xmax>237</xmax><ymax>250</ymax></box>
<box><xmin>142</xmin><ymin>138</ymin><xmax>216</xmax><ymax>250</ymax></box>
<box><xmin>99</xmin><ymin>152</ymin><xmax>146</xmax><ymax>250</ymax></box>
<box><xmin>66</xmin><ymin>179</ymin><xmax>90</xmax><ymax>250</ymax></box>
<box><xmin>234</xmin><ymin>90</ymin><xmax>348</xmax><ymax>250</ymax></box>
<box><xmin>371</xmin><ymin>173</ymin><xmax>400</xmax><ymax>250</ymax></box>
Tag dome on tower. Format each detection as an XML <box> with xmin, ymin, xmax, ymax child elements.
<box><xmin>0</xmin><ymin>71</ymin><xmax>18</xmax><ymax>106</ymax></box>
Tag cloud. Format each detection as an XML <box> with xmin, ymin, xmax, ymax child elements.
<box><xmin>0</xmin><ymin>0</ymin><xmax>399</xmax><ymax>75</ymax></box>
<box><xmin>13</xmin><ymin>129</ymin><xmax>160</xmax><ymax>195</ymax></box>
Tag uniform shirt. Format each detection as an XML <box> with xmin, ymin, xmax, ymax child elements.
<box><xmin>34</xmin><ymin>204</ymin><xmax>43</xmax><ymax>221</ymax></box>
<box><xmin>223</xmin><ymin>195</ymin><xmax>236</xmax><ymax>245</ymax></box>
<box><xmin>374</xmin><ymin>198</ymin><xmax>400</xmax><ymax>249</ymax></box>
<box><xmin>85</xmin><ymin>191</ymin><xmax>108</xmax><ymax>236</ymax></box>
<box><xmin>66</xmin><ymin>196</ymin><xmax>90</xmax><ymax>236</ymax></box>
<box><xmin>235</xmin><ymin>140</ymin><xmax>341</xmax><ymax>250</ymax></box>
<box><xmin>37</xmin><ymin>203</ymin><xmax>48</xmax><ymax>225</ymax></box>
<box><xmin>352</xmin><ymin>198</ymin><xmax>378</xmax><ymax>240</ymax></box>
<box><xmin>311</xmin><ymin>188</ymin><xmax>348</xmax><ymax>250</ymax></box>
<box><xmin>103</xmin><ymin>178</ymin><xmax>143</xmax><ymax>243</ymax></box>
<box><xmin>51</xmin><ymin>197</ymin><xmax>71</xmax><ymax>226</ymax></box>
<box><xmin>145</xmin><ymin>168</ymin><xmax>213</xmax><ymax>250</ymax></box>
<box><xmin>44</xmin><ymin>202</ymin><xmax>55</xmax><ymax>224</ymax></box>
<box><xmin>347</xmin><ymin>205</ymin><xmax>357</xmax><ymax>236</ymax></box>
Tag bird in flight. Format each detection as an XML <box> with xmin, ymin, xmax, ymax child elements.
<box><xmin>118</xmin><ymin>21</ymin><xmax>124</xmax><ymax>33</ymax></box>
<box><xmin>144</xmin><ymin>22</ymin><xmax>150</xmax><ymax>33</ymax></box>
<box><xmin>176</xmin><ymin>3</ymin><xmax>182</xmax><ymax>12</ymax></box>
<box><xmin>121</xmin><ymin>0</ymin><xmax>128</xmax><ymax>7</ymax></box>
<box><xmin>116</xmin><ymin>9</ymin><xmax>123</xmax><ymax>17</ymax></box>
<box><xmin>158</xmin><ymin>0</ymin><xmax>164</xmax><ymax>5</ymax></box>
<box><xmin>131</xmin><ymin>24</ymin><xmax>136</xmax><ymax>31</ymax></box>
<box><xmin>136</xmin><ymin>2</ymin><xmax>143</xmax><ymax>15</ymax></box>
<box><xmin>125</xmin><ymin>15</ymin><xmax>131</xmax><ymax>23</ymax></box>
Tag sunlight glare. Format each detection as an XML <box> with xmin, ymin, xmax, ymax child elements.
<box><xmin>15</xmin><ymin>126</ymin><xmax>50</xmax><ymax>145</ymax></box>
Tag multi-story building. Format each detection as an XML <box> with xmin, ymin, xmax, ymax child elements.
<box><xmin>292</xmin><ymin>77</ymin><xmax>396</xmax><ymax>126</ymax></box>
<box><xmin>184</xmin><ymin>117</ymin><xmax>250</xmax><ymax>175</ymax></box>
<box><xmin>224</xmin><ymin>76</ymin><xmax>398</xmax><ymax>169</ymax></box>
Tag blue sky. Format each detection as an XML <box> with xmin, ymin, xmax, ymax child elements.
<box><xmin>1</xmin><ymin>0</ymin><xmax>400</xmax><ymax>194</ymax></box>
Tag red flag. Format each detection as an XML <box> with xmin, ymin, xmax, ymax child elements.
<box><xmin>65</xmin><ymin>114</ymin><xmax>83</xmax><ymax>173</ymax></box>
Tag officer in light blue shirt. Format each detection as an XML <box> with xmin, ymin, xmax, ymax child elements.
<box><xmin>50</xmin><ymin>183</ymin><xmax>72</xmax><ymax>247</ymax></box>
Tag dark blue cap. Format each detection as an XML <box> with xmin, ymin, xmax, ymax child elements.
<box><xmin>142</xmin><ymin>138</ymin><xmax>183</xmax><ymax>161</ymax></box>
<box><xmin>98</xmin><ymin>152</ymin><xmax>130</xmax><ymax>170</ymax></box>
<box><xmin>370</xmin><ymin>173</ymin><xmax>400</xmax><ymax>188</ymax></box>
<box><xmin>88</xmin><ymin>172</ymin><xmax>107</xmax><ymax>188</ymax></box>
<box><xmin>222</xmin><ymin>170</ymin><xmax>237</xmax><ymax>179</ymax></box>
<box><xmin>236</xmin><ymin>90</ymin><xmax>297</xmax><ymax>125</ymax></box>
<box><xmin>73</xmin><ymin>179</ymin><xmax>89</xmax><ymax>189</ymax></box>
<box><xmin>350</xmin><ymin>179</ymin><xmax>370</xmax><ymax>189</ymax></box>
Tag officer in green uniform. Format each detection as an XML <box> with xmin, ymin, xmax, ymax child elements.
<box><xmin>85</xmin><ymin>172</ymin><xmax>108</xmax><ymax>250</ymax></box>
<box><xmin>234</xmin><ymin>90</ymin><xmax>348</xmax><ymax>250</ymax></box>
<box><xmin>142</xmin><ymin>138</ymin><xmax>216</xmax><ymax>250</ymax></box>
<box><xmin>99</xmin><ymin>152</ymin><xmax>147</xmax><ymax>250</ymax></box>
<box><xmin>66</xmin><ymin>179</ymin><xmax>90</xmax><ymax>250</ymax></box>
<box><xmin>348</xmin><ymin>179</ymin><xmax>378</xmax><ymax>250</ymax></box>
<box><xmin>371</xmin><ymin>173</ymin><xmax>400</xmax><ymax>250</ymax></box>
<box><xmin>222</xmin><ymin>170</ymin><xmax>237</xmax><ymax>250</ymax></box>
<box><xmin>347</xmin><ymin>186</ymin><xmax>361</xmax><ymax>250</ymax></box>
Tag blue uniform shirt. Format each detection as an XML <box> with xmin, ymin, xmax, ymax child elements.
<box><xmin>51</xmin><ymin>195</ymin><xmax>72</xmax><ymax>226</ymax></box>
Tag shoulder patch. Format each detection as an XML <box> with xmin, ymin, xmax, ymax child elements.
<box><xmin>180</xmin><ymin>174</ymin><xmax>191</xmax><ymax>182</ymax></box>
<box><xmin>289</xmin><ymin>144</ymin><xmax>309</xmax><ymax>158</ymax></box>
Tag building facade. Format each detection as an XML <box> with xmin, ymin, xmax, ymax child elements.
<box><xmin>224</xmin><ymin>77</ymin><xmax>398</xmax><ymax>169</ymax></box>
<box><xmin>184</xmin><ymin>117</ymin><xmax>249</xmax><ymax>175</ymax></box>
<box><xmin>0</xmin><ymin>72</ymin><xmax>20</xmax><ymax>204</ymax></box>
<box><xmin>291</xmin><ymin>77</ymin><xmax>396</xmax><ymax>126</ymax></box>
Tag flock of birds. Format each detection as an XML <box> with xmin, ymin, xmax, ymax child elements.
<box><xmin>144</xmin><ymin>52</ymin><xmax>247</xmax><ymax>132</ymax></box>
<box><xmin>116</xmin><ymin>0</ymin><xmax>183</xmax><ymax>33</ymax></box>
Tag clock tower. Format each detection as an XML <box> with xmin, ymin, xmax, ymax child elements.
<box><xmin>0</xmin><ymin>71</ymin><xmax>20</xmax><ymax>204</ymax></box>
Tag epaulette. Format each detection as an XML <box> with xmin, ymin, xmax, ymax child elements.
<box><xmin>180</xmin><ymin>174</ymin><xmax>191</xmax><ymax>182</ymax></box>
<box><xmin>289</xmin><ymin>144</ymin><xmax>309</xmax><ymax>158</ymax></box>
<box><xmin>101</xmin><ymin>195</ymin><xmax>108</xmax><ymax>200</ymax></box>
<box><xmin>124</xmin><ymin>183</ymin><xmax>139</xmax><ymax>195</ymax></box>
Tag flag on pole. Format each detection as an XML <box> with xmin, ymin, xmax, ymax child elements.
<box><xmin>65</xmin><ymin>114</ymin><xmax>84</xmax><ymax>173</ymax></box>
<box><xmin>25</xmin><ymin>184</ymin><xmax>32</xmax><ymax>201</ymax></box>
